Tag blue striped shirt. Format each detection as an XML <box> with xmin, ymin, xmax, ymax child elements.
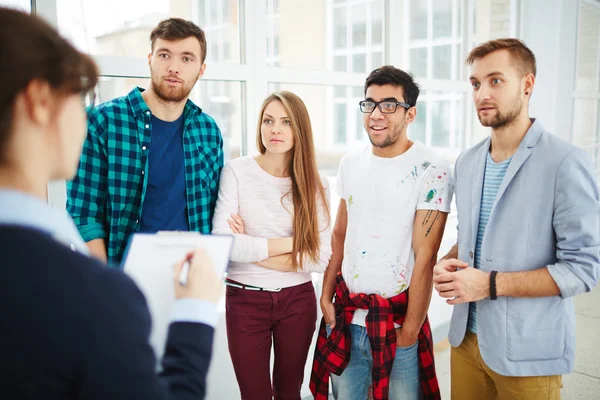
<box><xmin>467</xmin><ymin>152</ymin><xmax>512</xmax><ymax>334</ymax></box>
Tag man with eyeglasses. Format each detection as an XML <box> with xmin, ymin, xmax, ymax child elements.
<box><xmin>311</xmin><ymin>66</ymin><xmax>451</xmax><ymax>400</ymax></box>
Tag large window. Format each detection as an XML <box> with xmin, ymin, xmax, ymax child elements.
<box><xmin>56</xmin><ymin>0</ymin><xmax>240</xmax><ymax>62</ymax></box>
<box><xmin>329</xmin><ymin>0</ymin><xmax>385</xmax><ymax>147</ymax></box>
<box><xmin>197</xmin><ymin>0</ymin><xmax>241</xmax><ymax>64</ymax></box>
<box><xmin>0</xmin><ymin>0</ymin><xmax>30</xmax><ymax>12</ymax></box>
<box><xmin>266</xmin><ymin>0</ymin><xmax>280</xmax><ymax>66</ymax></box>
<box><xmin>331</xmin><ymin>0</ymin><xmax>384</xmax><ymax>73</ymax></box>
<box><xmin>404</xmin><ymin>0</ymin><xmax>465</xmax><ymax>151</ymax></box>
<box><xmin>407</xmin><ymin>0</ymin><xmax>463</xmax><ymax>81</ymax></box>
<box><xmin>46</xmin><ymin>0</ymin><xmax>521</xmax><ymax>187</ymax></box>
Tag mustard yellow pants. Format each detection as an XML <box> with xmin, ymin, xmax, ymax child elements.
<box><xmin>451</xmin><ymin>331</ymin><xmax>563</xmax><ymax>400</ymax></box>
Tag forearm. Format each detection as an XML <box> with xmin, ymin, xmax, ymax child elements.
<box><xmin>441</xmin><ymin>242</ymin><xmax>458</xmax><ymax>261</ymax></box>
<box><xmin>321</xmin><ymin>233</ymin><xmax>344</xmax><ymax>301</ymax></box>
<box><xmin>403</xmin><ymin>253</ymin><xmax>434</xmax><ymax>333</ymax></box>
<box><xmin>267</xmin><ymin>237</ymin><xmax>293</xmax><ymax>257</ymax></box>
<box><xmin>254</xmin><ymin>254</ymin><xmax>296</xmax><ymax>272</ymax></box>
<box><xmin>87</xmin><ymin>238</ymin><xmax>107</xmax><ymax>263</ymax></box>
<box><xmin>496</xmin><ymin>267</ymin><xmax>560</xmax><ymax>298</ymax></box>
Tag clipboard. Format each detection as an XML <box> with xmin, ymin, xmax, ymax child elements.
<box><xmin>122</xmin><ymin>231</ymin><xmax>233</xmax><ymax>361</ymax></box>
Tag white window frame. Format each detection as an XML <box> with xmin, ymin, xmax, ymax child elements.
<box><xmin>327</xmin><ymin>0</ymin><xmax>387</xmax><ymax>150</ymax></box>
<box><xmin>572</xmin><ymin>0</ymin><xmax>600</xmax><ymax>178</ymax></box>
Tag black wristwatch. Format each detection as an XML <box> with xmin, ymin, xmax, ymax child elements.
<box><xmin>489</xmin><ymin>270</ymin><xmax>498</xmax><ymax>300</ymax></box>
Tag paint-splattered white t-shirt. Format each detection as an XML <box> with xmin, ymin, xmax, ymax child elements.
<box><xmin>337</xmin><ymin>141</ymin><xmax>453</xmax><ymax>327</ymax></box>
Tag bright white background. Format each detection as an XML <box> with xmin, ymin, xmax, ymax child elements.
<box><xmin>3</xmin><ymin>0</ymin><xmax>598</xmax><ymax>398</ymax></box>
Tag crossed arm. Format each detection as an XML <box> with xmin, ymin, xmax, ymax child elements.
<box><xmin>227</xmin><ymin>214</ymin><xmax>296</xmax><ymax>272</ymax></box>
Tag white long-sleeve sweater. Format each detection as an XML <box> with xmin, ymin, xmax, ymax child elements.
<box><xmin>211</xmin><ymin>156</ymin><xmax>332</xmax><ymax>289</ymax></box>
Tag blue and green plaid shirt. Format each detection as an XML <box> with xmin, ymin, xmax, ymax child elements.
<box><xmin>67</xmin><ymin>87</ymin><xmax>224</xmax><ymax>266</ymax></box>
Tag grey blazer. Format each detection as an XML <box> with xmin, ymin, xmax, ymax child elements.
<box><xmin>449</xmin><ymin>119</ymin><xmax>600</xmax><ymax>377</ymax></box>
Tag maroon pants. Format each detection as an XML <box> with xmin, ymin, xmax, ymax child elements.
<box><xmin>225</xmin><ymin>281</ymin><xmax>317</xmax><ymax>400</ymax></box>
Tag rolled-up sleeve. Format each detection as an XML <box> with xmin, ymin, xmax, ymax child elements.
<box><xmin>547</xmin><ymin>148</ymin><xmax>600</xmax><ymax>298</ymax></box>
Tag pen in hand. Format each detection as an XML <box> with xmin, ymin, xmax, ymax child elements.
<box><xmin>179</xmin><ymin>255</ymin><xmax>192</xmax><ymax>286</ymax></box>
<box><xmin>174</xmin><ymin>249</ymin><xmax>222</xmax><ymax>303</ymax></box>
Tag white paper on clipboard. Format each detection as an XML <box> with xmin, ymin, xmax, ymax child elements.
<box><xmin>122</xmin><ymin>232</ymin><xmax>233</xmax><ymax>360</ymax></box>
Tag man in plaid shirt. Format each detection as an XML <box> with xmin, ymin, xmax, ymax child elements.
<box><xmin>67</xmin><ymin>18</ymin><xmax>223</xmax><ymax>266</ymax></box>
<box><xmin>314</xmin><ymin>66</ymin><xmax>451</xmax><ymax>399</ymax></box>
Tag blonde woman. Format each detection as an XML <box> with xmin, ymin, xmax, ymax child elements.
<box><xmin>212</xmin><ymin>91</ymin><xmax>332</xmax><ymax>399</ymax></box>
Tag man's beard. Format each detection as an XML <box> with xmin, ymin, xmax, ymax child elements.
<box><xmin>368</xmin><ymin>123</ymin><xmax>404</xmax><ymax>148</ymax></box>
<box><xmin>151</xmin><ymin>73</ymin><xmax>196</xmax><ymax>103</ymax></box>
<box><xmin>478</xmin><ymin>94</ymin><xmax>523</xmax><ymax>129</ymax></box>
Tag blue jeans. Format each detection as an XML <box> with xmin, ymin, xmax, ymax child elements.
<box><xmin>328</xmin><ymin>324</ymin><xmax>421</xmax><ymax>400</ymax></box>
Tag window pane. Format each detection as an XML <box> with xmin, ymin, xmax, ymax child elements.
<box><xmin>267</xmin><ymin>0</ymin><xmax>279</xmax><ymax>14</ymax></box>
<box><xmin>431</xmin><ymin>99</ymin><xmax>451</xmax><ymax>147</ymax></box>
<box><xmin>371</xmin><ymin>51</ymin><xmax>383</xmax><ymax>70</ymax></box>
<box><xmin>351</xmin><ymin>4</ymin><xmax>367</xmax><ymax>47</ymax></box>
<box><xmin>475</xmin><ymin>0</ymin><xmax>511</xmax><ymax>40</ymax></box>
<box><xmin>433</xmin><ymin>45</ymin><xmax>452</xmax><ymax>80</ymax></box>
<box><xmin>94</xmin><ymin>77</ymin><xmax>150</xmax><ymax>106</ymax></box>
<box><xmin>455</xmin><ymin>43</ymin><xmax>463</xmax><ymax>81</ymax></box>
<box><xmin>353</xmin><ymin>53</ymin><xmax>367</xmax><ymax>73</ymax></box>
<box><xmin>267</xmin><ymin>17</ymin><xmax>280</xmax><ymax>66</ymax></box>
<box><xmin>410</xmin><ymin>47</ymin><xmax>428</xmax><ymax>78</ymax></box>
<box><xmin>334</xmin><ymin>86</ymin><xmax>346</xmax><ymax>97</ymax></box>
<box><xmin>268</xmin><ymin>2</ymin><xmax>383</xmax><ymax>71</ymax></box>
<box><xmin>57</xmin><ymin>0</ymin><xmax>241</xmax><ymax>64</ymax></box>
<box><xmin>372</xmin><ymin>0</ymin><xmax>383</xmax><ymax>45</ymax></box>
<box><xmin>334</xmin><ymin>6</ymin><xmax>347</xmax><ymax>49</ymax></box>
<box><xmin>410</xmin><ymin>1</ymin><xmax>428</xmax><ymax>40</ymax></box>
<box><xmin>353</xmin><ymin>86</ymin><xmax>364</xmax><ymax>98</ymax></box>
<box><xmin>0</xmin><ymin>0</ymin><xmax>30</xmax><ymax>12</ymax></box>
<box><xmin>410</xmin><ymin>100</ymin><xmax>427</xmax><ymax>143</ymax></box>
<box><xmin>334</xmin><ymin>55</ymin><xmax>347</xmax><ymax>72</ymax></box>
<box><xmin>575</xmin><ymin>1</ymin><xmax>600</xmax><ymax>91</ymax></box>
<box><xmin>335</xmin><ymin>103</ymin><xmax>347</xmax><ymax>144</ymax></box>
<box><xmin>356</xmin><ymin>110</ymin><xmax>364</xmax><ymax>140</ymax></box>
<box><xmin>433</xmin><ymin>0</ymin><xmax>452</xmax><ymax>39</ymax></box>
<box><xmin>193</xmin><ymin>81</ymin><xmax>243</xmax><ymax>160</ymax></box>
<box><xmin>572</xmin><ymin>99</ymin><xmax>599</xmax><ymax>156</ymax></box>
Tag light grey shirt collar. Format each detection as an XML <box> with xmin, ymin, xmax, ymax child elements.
<box><xmin>0</xmin><ymin>189</ymin><xmax>89</xmax><ymax>254</ymax></box>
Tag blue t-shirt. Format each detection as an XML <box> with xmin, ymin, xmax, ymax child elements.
<box><xmin>140</xmin><ymin>114</ymin><xmax>189</xmax><ymax>233</ymax></box>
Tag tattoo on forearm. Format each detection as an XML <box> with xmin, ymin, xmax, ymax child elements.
<box><xmin>422</xmin><ymin>210</ymin><xmax>433</xmax><ymax>227</ymax></box>
<box><xmin>425</xmin><ymin>211</ymin><xmax>440</xmax><ymax>237</ymax></box>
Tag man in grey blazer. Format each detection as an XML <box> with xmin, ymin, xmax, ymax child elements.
<box><xmin>433</xmin><ymin>38</ymin><xmax>600</xmax><ymax>400</ymax></box>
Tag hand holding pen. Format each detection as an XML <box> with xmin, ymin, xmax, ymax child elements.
<box><xmin>173</xmin><ymin>249</ymin><xmax>223</xmax><ymax>304</ymax></box>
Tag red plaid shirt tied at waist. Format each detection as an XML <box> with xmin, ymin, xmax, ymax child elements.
<box><xmin>310</xmin><ymin>272</ymin><xmax>440</xmax><ymax>400</ymax></box>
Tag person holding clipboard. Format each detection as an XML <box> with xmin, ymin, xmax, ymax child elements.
<box><xmin>0</xmin><ymin>8</ymin><xmax>221</xmax><ymax>400</ymax></box>
<box><xmin>212</xmin><ymin>91</ymin><xmax>332</xmax><ymax>399</ymax></box>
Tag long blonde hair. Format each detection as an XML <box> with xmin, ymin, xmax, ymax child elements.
<box><xmin>256</xmin><ymin>91</ymin><xmax>330</xmax><ymax>271</ymax></box>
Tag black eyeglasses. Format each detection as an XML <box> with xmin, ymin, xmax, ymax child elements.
<box><xmin>359</xmin><ymin>100</ymin><xmax>411</xmax><ymax>114</ymax></box>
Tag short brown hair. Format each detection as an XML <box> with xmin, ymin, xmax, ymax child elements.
<box><xmin>466</xmin><ymin>38</ymin><xmax>537</xmax><ymax>77</ymax></box>
<box><xmin>0</xmin><ymin>8</ymin><xmax>98</xmax><ymax>162</ymax></box>
<box><xmin>150</xmin><ymin>18</ymin><xmax>207</xmax><ymax>63</ymax></box>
